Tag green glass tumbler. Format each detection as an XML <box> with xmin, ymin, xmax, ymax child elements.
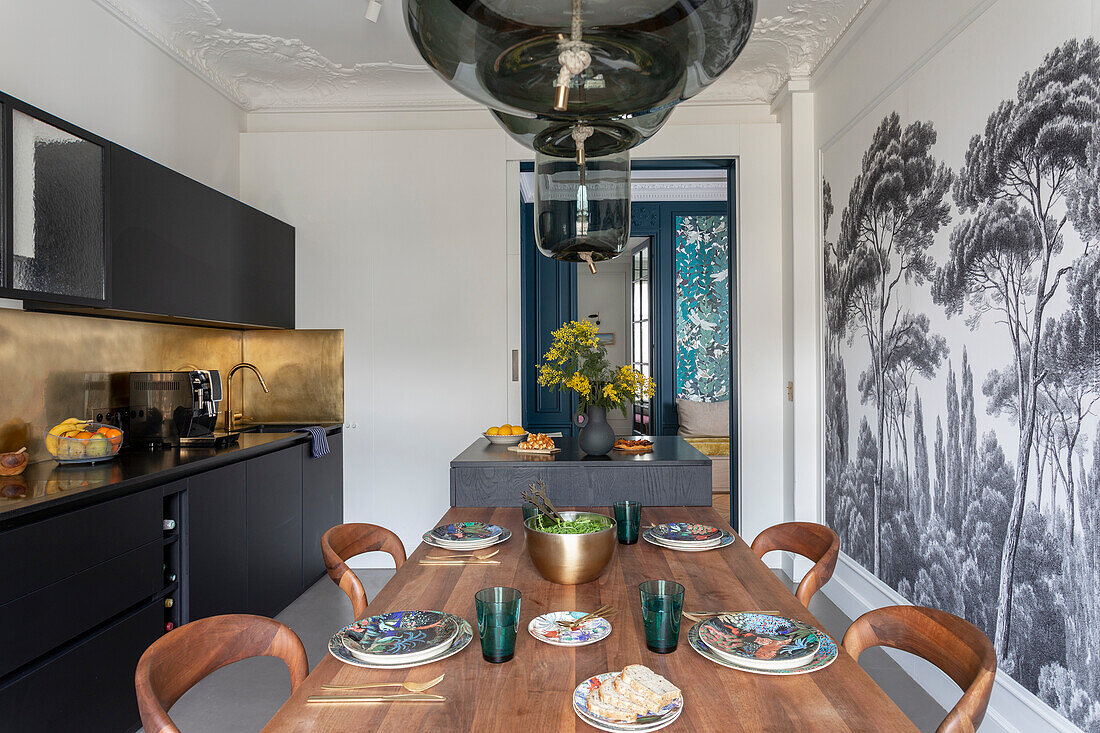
<box><xmin>475</xmin><ymin>586</ymin><xmax>522</xmax><ymax>663</ymax></box>
<box><xmin>639</xmin><ymin>580</ymin><xmax>685</xmax><ymax>654</ymax></box>
<box><xmin>522</xmin><ymin>502</ymin><xmax>540</xmax><ymax>525</ymax></box>
<box><xmin>613</xmin><ymin>500</ymin><xmax>641</xmax><ymax>544</ymax></box>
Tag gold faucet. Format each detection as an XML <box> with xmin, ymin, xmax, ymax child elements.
<box><xmin>224</xmin><ymin>362</ymin><xmax>270</xmax><ymax>433</ymax></box>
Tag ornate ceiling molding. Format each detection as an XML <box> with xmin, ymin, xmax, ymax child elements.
<box><xmin>95</xmin><ymin>0</ymin><xmax>869</xmax><ymax>113</ymax></box>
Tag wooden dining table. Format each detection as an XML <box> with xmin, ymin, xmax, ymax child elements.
<box><xmin>261</xmin><ymin>506</ymin><xmax>919</xmax><ymax>732</ymax></box>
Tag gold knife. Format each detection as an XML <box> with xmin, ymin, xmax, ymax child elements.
<box><xmin>419</xmin><ymin>559</ymin><xmax>501</xmax><ymax>565</ymax></box>
<box><xmin>307</xmin><ymin>693</ymin><xmax>446</xmax><ymax>703</ymax></box>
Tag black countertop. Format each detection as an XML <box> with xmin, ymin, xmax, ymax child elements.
<box><xmin>450</xmin><ymin>435</ymin><xmax>708</xmax><ymax>466</ymax></box>
<box><xmin>0</xmin><ymin>425</ymin><xmax>342</xmax><ymax>527</ymax></box>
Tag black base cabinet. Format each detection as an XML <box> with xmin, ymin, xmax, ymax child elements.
<box><xmin>186</xmin><ymin>463</ymin><xmax>248</xmax><ymax>620</ymax></box>
<box><xmin>302</xmin><ymin>431</ymin><xmax>344</xmax><ymax>587</ymax></box>
<box><xmin>0</xmin><ymin>430</ymin><xmax>342</xmax><ymax>732</ymax></box>
<box><xmin>0</xmin><ymin>600</ymin><xmax>161</xmax><ymax>733</ymax></box>
<box><xmin>246</xmin><ymin>447</ymin><xmax>304</xmax><ymax>618</ymax></box>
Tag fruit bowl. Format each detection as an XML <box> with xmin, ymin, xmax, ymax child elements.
<box><xmin>46</xmin><ymin>421</ymin><xmax>123</xmax><ymax>464</ymax></box>
<box><xmin>483</xmin><ymin>431</ymin><xmax>528</xmax><ymax>446</ymax></box>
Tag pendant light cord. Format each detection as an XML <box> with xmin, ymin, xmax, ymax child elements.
<box><xmin>554</xmin><ymin>0</ymin><xmax>591</xmax><ymax>111</ymax></box>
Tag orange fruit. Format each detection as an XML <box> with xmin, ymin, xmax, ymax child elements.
<box><xmin>510</xmin><ymin>425</ymin><xmax>526</xmax><ymax>435</ymax></box>
<box><xmin>486</xmin><ymin>427</ymin><xmax>500</xmax><ymax>436</ymax></box>
<box><xmin>500</xmin><ymin>424</ymin><xmax>513</xmax><ymax>433</ymax></box>
<box><xmin>73</xmin><ymin>431</ymin><xmax>95</xmax><ymax>440</ymax></box>
<box><xmin>104</xmin><ymin>428</ymin><xmax>123</xmax><ymax>447</ymax></box>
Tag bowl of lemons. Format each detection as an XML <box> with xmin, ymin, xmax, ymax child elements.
<box><xmin>45</xmin><ymin>418</ymin><xmax>124</xmax><ymax>464</ymax></box>
<box><xmin>483</xmin><ymin>424</ymin><xmax>528</xmax><ymax>445</ymax></box>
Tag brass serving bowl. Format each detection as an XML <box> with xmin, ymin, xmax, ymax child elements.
<box><xmin>524</xmin><ymin>511</ymin><xmax>617</xmax><ymax>585</ymax></box>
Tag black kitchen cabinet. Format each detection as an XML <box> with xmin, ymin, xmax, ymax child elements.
<box><xmin>301</xmin><ymin>432</ymin><xmax>344</xmax><ymax>587</ymax></box>
<box><xmin>186</xmin><ymin>463</ymin><xmax>248</xmax><ymax>620</ymax></box>
<box><xmin>103</xmin><ymin>144</ymin><xmax>294</xmax><ymax>328</ymax></box>
<box><xmin>246</xmin><ymin>447</ymin><xmax>304</xmax><ymax>617</ymax></box>
<box><xmin>0</xmin><ymin>600</ymin><xmax>161</xmax><ymax>733</ymax></box>
<box><xmin>0</xmin><ymin>94</ymin><xmax>108</xmax><ymax>306</ymax></box>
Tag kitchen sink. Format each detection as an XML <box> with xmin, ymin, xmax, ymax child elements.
<box><xmin>237</xmin><ymin>422</ymin><xmax>338</xmax><ymax>434</ymax></box>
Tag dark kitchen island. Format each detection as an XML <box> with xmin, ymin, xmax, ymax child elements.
<box><xmin>449</xmin><ymin>435</ymin><xmax>711</xmax><ymax>506</ymax></box>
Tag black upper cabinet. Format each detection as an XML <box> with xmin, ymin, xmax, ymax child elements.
<box><xmin>0</xmin><ymin>96</ymin><xmax>109</xmax><ymax>306</ymax></box>
<box><xmin>107</xmin><ymin>144</ymin><xmax>295</xmax><ymax>328</ymax></box>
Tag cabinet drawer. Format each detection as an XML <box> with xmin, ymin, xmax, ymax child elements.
<box><xmin>0</xmin><ymin>599</ymin><xmax>161</xmax><ymax>733</ymax></box>
<box><xmin>0</xmin><ymin>538</ymin><xmax>161</xmax><ymax>677</ymax></box>
<box><xmin>0</xmin><ymin>488</ymin><xmax>161</xmax><ymax>605</ymax></box>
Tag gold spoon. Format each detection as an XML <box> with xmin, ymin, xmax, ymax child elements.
<box><xmin>322</xmin><ymin>673</ymin><xmax>446</xmax><ymax>692</ymax></box>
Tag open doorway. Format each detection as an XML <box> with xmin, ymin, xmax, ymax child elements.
<box><xmin>519</xmin><ymin>160</ymin><xmax>737</xmax><ymax>527</ymax></box>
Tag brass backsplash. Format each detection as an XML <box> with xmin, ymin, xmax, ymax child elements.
<box><xmin>0</xmin><ymin>308</ymin><xmax>343</xmax><ymax>462</ymax></box>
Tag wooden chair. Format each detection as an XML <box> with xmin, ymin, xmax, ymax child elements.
<box><xmin>321</xmin><ymin>523</ymin><xmax>407</xmax><ymax>618</ymax></box>
<box><xmin>135</xmin><ymin>614</ymin><xmax>308</xmax><ymax>733</ymax></box>
<box><xmin>842</xmin><ymin>605</ymin><xmax>997</xmax><ymax>733</ymax></box>
<box><xmin>750</xmin><ymin>521</ymin><xmax>840</xmax><ymax>607</ymax></box>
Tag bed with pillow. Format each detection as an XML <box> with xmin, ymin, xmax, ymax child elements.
<box><xmin>675</xmin><ymin>398</ymin><xmax>730</xmax><ymax>494</ymax></box>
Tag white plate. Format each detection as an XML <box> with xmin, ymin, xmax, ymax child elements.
<box><xmin>421</xmin><ymin>528</ymin><xmax>511</xmax><ymax>550</ymax></box>
<box><xmin>573</xmin><ymin>699</ymin><xmax>683</xmax><ymax>732</ymax></box>
<box><xmin>329</xmin><ymin>615</ymin><xmax>473</xmax><ymax>669</ymax></box>
<box><xmin>528</xmin><ymin>611</ymin><xmax>613</xmax><ymax>647</ymax></box>
<box><xmin>573</xmin><ymin>672</ymin><xmax>683</xmax><ymax>732</ymax></box>
<box><xmin>642</xmin><ymin>529</ymin><xmax>735</xmax><ymax>552</ymax></box>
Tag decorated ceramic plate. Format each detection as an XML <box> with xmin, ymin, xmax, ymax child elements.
<box><xmin>421</xmin><ymin>527</ymin><xmax>511</xmax><ymax>550</ymax></box>
<box><xmin>528</xmin><ymin>611</ymin><xmax>613</xmax><ymax>647</ymax></box>
<box><xmin>340</xmin><ymin>610</ymin><xmax>459</xmax><ymax>663</ymax></box>
<box><xmin>648</xmin><ymin>523</ymin><xmax>723</xmax><ymax>544</ymax></box>
<box><xmin>573</xmin><ymin>672</ymin><xmax>683</xmax><ymax>732</ymax></box>
<box><xmin>329</xmin><ymin>615</ymin><xmax>472</xmax><ymax>669</ymax></box>
<box><xmin>430</xmin><ymin>521</ymin><xmax>503</xmax><ymax>543</ymax></box>
<box><xmin>642</xmin><ymin>529</ymin><xmax>735</xmax><ymax>552</ymax></box>
<box><xmin>698</xmin><ymin>613</ymin><xmax>820</xmax><ymax>670</ymax></box>
<box><xmin>687</xmin><ymin>620</ymin><xmax>837</xmax><ymax>675</ymax></box>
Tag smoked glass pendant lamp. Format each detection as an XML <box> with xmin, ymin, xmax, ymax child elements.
<box><xmin>404</xmin><ymin>0</ymin><xmax>758</xmax><ymax>121</ymax></box>
<box><xmin>535</xmin><ymin>143</ymin><xmax>630</xmax><ymax>268</ymax></box>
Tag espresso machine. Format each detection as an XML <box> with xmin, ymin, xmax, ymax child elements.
<box><xmin>129</xmin><ymin>370</ymin><xmax>231</xmax><ymax>447</ymax></box>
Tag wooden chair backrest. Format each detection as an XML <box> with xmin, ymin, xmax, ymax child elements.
<box><xmin>321</xmin><ymin>522</ymin><xmax>407</xmax><ymax>618</ymax></box>
<box><xmin>135</xmin><ymin>614</ymin><xmax>308</xmax><ymax>733</ymax></box>
<box><xmin>842</xmin><ymin>605</ymin><xmax>997</xmax><ymax>733</ymax></box>
<box><xmin>750</xmin><ymin>521</ymin><xmax>840</xmax><ymax>607</ymax></box>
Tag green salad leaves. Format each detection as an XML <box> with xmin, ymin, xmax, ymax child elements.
<box><xmin>531</xmin><ymin>515</ymin><xmax>610</xmax><ymax>534</ymax></box>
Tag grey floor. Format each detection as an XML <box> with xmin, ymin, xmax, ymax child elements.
<box><xmin>153</xmin><ymin>569</ymin><xmax>946</xmax><ymax>732</ymax></box>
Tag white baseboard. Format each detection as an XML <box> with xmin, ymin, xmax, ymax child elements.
<box><xmin>824</xmin><ymin>553</ymin><xmax>1080</xmax><ymax>733</ymax></box>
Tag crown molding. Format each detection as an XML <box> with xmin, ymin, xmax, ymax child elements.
<box><xmin>96</xmin><ymin>0</ymin><xmax>867</xmax><ymax>113</ymax></box>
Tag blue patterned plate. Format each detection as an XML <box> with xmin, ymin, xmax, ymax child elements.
<box><xmin>648</xmin><ymin>522</ymin><xmax>723</xmax><ymax>544</ymax></box>
<box><xmin>528</xmin><ymin>611</ymin><xmax>612</xmax><ymax>647</ymax></box>
<box><xmin>329</xmin><ymin>614</ymin><xmax>472</xmax><ymax>669</ymax></box>
<box><xmin>430</xmin><ymin>521</ymin><xmax>504</xmax><ymax>544</ymax></box>
<box><xmin>699</xmin><ymin>613</ymin><xmax>820</xmax><ymax>670</ymax></box>
<box><xmin>688</xmin><ymin>620</ymin><xmax>837</xmax><ymax>675</ymax></box>
<box><xmin>573</xmin><ymin>672</ymin><xmax>683</xmax><ymax>731</ymax></box>
<box><xmin>642</xmin><ymin>528</ymin><xmax>735</xmax><ymax>552</ymax></box>
<box><xmin>340</xmin><ymin>610</ymin><xmax>458</xmax><ymax>663</ymax></box>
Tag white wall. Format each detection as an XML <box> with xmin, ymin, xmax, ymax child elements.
<box><xmin>0</xmin><ymin>0</ymin><xmax>244</xmax><ymax>196</ymax></box>
<box><xmin>576</xmin><ymin>257</ymin><xmax>632</xmax><ymax>435</ymax></box>
<box><xmin>239</xmin><ymin>107</ymin><xmax>787</xmax><ymax>558</ymax></box>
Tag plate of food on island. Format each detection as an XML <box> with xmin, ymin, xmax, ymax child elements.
<box><xmin>613</xmin><ymin>438</ymin><xmax>653</xmax><ymax>453</ymax></box>
<box><xmin>509</xmin><ymin>433</ymin><xmax>561</xmax><ymax>454</ymax></box>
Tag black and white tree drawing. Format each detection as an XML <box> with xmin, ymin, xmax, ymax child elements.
<box><xmin>824</xmin><ymin>38</ymin><xmax>1100</xmax><ymax>727</ymax></box>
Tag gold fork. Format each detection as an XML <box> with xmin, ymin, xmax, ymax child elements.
<box><xmin>425</xmin><ymin>549</ymin><xmax>500</xmax><ymax>560</ymax></box>
<box><xmin>322</xmin><ymin>673</ymin><xmax>445</xmax><ymax>692</ymax></box>
<box><xmin>557</xmin><ymin>605</ymin><xmax>616</xmax><ymax>629</ymax></box>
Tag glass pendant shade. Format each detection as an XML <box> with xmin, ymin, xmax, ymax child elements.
<box><xmin>492</xmin><ymin>107</ymin><xmax>673</xmax><ymax>158</ymax></box>
<box><xmin>404</xmin><ymin>0</ymin><xmax>757</xmax><ymax>122</ymax></box>
<box><xmin>535</xmin><ymin>148</ymin><xmax>630</xmax><ymax>264</ymax></box>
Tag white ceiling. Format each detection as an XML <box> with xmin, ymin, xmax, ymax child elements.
<box><xmin>94</xmin><ymin>0</ymin><xmax>868</xmax><ymax>112</ymax></box>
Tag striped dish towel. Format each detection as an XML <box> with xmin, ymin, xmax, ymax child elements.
<box><xmin>294</xmin><ymin>426</ymin><xmax>330</xmax><ymax>458</ymax></box>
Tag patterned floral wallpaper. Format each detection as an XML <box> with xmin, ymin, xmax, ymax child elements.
<box><xmin>675</xmin><ymin>214</ymin><xmax>730</xmax><ymax>401</ymax></box>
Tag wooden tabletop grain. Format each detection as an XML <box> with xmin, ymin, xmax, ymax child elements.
<box><xmin>261</xmin><ymin>507</ymin><xmax>918</xmax><ymax>732</ymax></box>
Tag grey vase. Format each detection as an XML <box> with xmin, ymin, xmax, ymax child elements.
<box><xmin>575</xmin><ymin>406</ymin><xmax>615</xmax><ymax>456</ymax></box>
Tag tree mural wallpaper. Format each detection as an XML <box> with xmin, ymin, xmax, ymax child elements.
<box><xmin>823</xmin><ymin>38</ymin><xmax>1100</xmax><ymax>728</ymax></box>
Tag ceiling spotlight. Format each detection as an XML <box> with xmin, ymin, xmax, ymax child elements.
<box><xmin>365</xmin><ymin>0</ymin><xmax>383</xmax><ymax>22</ymax></box>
